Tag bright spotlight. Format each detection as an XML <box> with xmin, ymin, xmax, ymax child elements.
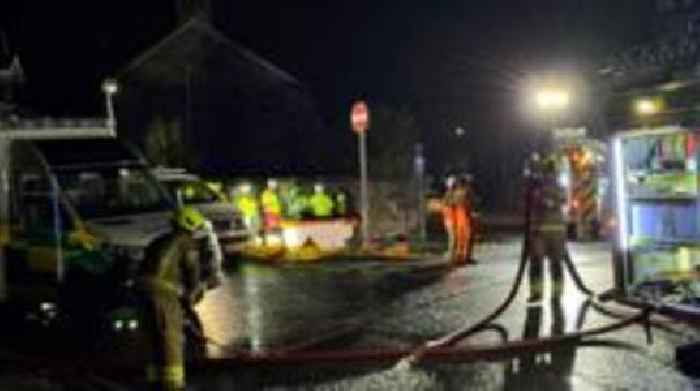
<box><xmin>536</xmin><ymin>89</ymin><xmax>570</xmax><ymax>110</ymax></box>
<box><xmin>635</xmin><ymin>98</ymin><xmax>658</xmax><ymax>116</ymax></box>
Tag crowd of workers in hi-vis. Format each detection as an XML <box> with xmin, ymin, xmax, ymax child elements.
<box><xmin>232</xmin><ymin>178</ymin><xmax>352</xmax><ymax>233</ymax></box>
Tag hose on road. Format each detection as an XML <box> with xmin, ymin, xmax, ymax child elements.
<box><xmin>0</xmin><ymin>177</ymin><xmax>679</xmax><ymax>377</ymax></box>
<box><xmin>168</xmin><ymin>214</ymin><xmax>673</xmax><ymax>372</ymax></box>
<box><xmin>396</xmin><ymin>176</ymin><xmax>660</xmax><ymax>368</ymax></box>
<box><xmin>562</xmin><ymin>250</ymin><xmax>595</xmax><ymax>296</ymax></box>
<box><xmin>406</xmin><ymin>183</ymin><xmax>538</xmax><ymax>355</ymax></box>
<box><xmin>179</xmin><ymin>307</ymin><xmax>651</xmax><ymax>369</ymax></box>
<box><xmin>397</xmin><ymin>239</ymin><xmax>656</xmax><ymax>366</ymax></box>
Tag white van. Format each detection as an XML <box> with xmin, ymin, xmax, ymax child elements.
<box><xmin>4</xmin><ymin>138</ymin><xmax>223</xmax><ymax>309</ymax></box>
<box><xmin>151</xmin><ymin>167</ymin><xmax>250</xmax><ymax>255</ymax></box>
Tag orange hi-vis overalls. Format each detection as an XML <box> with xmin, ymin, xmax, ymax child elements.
<box><xmin>448</xmin><ymin>184</ymin><xmax>473</xmax><ymax>265</ymax></box>
<box><xmin>442</xmin><ymin>199</ymin><xmax>455</xmax><ymax>258</ymax></box>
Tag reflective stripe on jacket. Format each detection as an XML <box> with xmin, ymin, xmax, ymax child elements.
<box><xmin>136</xmin><ymin>232</ymin><xmax>200</xmax><ymax>298</ymax></box>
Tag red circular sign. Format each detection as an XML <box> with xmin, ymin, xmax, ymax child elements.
<box><xmin>350</xmin><ymin>100</ymin><xmax>369</xmax><ymax>133</ymax></box>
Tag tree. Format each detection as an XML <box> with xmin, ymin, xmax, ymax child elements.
<box><xmin>366</xmin><ymin>105</ymin><xmax>422</xmax><ymax>180</ymax></box>
<box><xmin>144</xmin><ymin>116</ymin><xmax>196</xmax><ymax>168</ymax></box>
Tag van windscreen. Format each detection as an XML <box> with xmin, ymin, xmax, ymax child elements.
<box><xmin>57</xmin><ymin>167</ymin><xmax>172</xmax><ymax>219</ymax></box>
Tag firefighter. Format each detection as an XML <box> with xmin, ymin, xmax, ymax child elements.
<box><xmin>235</xmin><ymin>183</ymin><xmax>260</xmax><ymax>234</ymax></box>
<box><xmin>136</xmin><ymin>206</ymin><xmax>205</xmax><ymax>391</ymax></box>
<box><xmin>261</xmin><ymin>179</ymin><xmax>282</xmax><ymax>230</ymax></box>
<box><xmin>309</xmin><ymin>183</ymin><xmax>334</xmax><ymax>218</ymax></box>
<box><xmin>442</xmin><ymin>175</ymin><xmax>457</xmax><ymax>260</ymax></box>
<box><xmin>527</xmin><ymin>156</ymin><xmax>567</xmax><ymax>303</ymax></box>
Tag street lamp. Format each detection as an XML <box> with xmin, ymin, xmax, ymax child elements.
<box><xmin>101</xmin><ymin>78</ymin><xmax>118</xmax><ymax>127</ymax></box>
<box><xmin>536</xmin><ymin>89</ymin><xmax>570</xmax><ymax>111</ymax></box>
<box><xmin>635</xmin><ymin>98</ymin><xmax>659</xmax><ymax>116</ymax></box>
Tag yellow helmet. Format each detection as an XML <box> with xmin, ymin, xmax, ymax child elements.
<box><xmin>173</xmin><ymin>206</ymin><xmax>206</xmax><ymax>232</ymax></box>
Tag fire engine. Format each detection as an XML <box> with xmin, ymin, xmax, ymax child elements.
<box><xmin>552</xmin><ymin>128</ymin><xmax>610</xmax><ymax>240</ymax></box>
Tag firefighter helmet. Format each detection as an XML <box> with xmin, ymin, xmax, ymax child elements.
<box><xmin>173</xmin><ymin>206</ymin><xmax>206</xmax><ymax>232</ymax></box>
<box><xmin>446</xmin><ymin>175</ymin><xmax>456</xmax><ymax>188</ymax></box>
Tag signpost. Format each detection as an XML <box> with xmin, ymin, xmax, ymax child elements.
<box><xmin>414</xmin><ymin>143</ymin><xmax>426</xmax><ymax>243</ymax></box>
<box><xmin>351</xmin><ymin>100</ymin><xmax>370</xmax><ymax>248</ymax></box>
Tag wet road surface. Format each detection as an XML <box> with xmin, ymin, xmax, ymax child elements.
<box><xmin>3</xmin><ymin>236</ymin><xmax>700</xmax><ymax>390</ymax></box>
<box><xmin>186</xmin><ymin>237</ymin><xmax>700</xmax><ymax>390</ymax></box>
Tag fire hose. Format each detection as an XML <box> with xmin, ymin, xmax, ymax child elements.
<box><xmin>180</xmin><ymin>178</ymin><xmax>662</xmax><ymax>370</ymax></box>
<box><xmin>395</xmin><ymin>177</ymin><xmax>657</xmax><ymax>367</ymax></box>
<box><xmin>0</xmin><ymin>183</ymin><xmax>689</xmax><ymax>379</ymax></box>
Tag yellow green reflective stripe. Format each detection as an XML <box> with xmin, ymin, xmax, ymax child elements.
<box><xmin>146</xmin><ymin>364</ymin><xmax>184</xmax><ymax>387</ymax></box>
<box><xmin>163</xmin><ymin>365</ymin><xmax>185</xmax><ymax>387</ymax></box>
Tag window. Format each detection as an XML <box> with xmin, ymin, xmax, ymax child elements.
<box><xmin>57</xmin><ymin>167</ymin><xmax>171</xmax><ymax>219</ymax></box>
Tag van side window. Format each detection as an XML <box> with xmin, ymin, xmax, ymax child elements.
<box><xmin>10</xmin><ymin>142</ymin><xmax>73</xmax><ymax>237</ymax></box>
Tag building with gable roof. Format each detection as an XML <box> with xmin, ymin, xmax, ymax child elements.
<box><xmin>116</xmin><ymin>2</ymin><xmax>325</xmax><ymax>175</ymax></box>
<box><xmin>0</xmin><ymin>31</ymin><xmax>24</xmax><ymax>119</ymax></box>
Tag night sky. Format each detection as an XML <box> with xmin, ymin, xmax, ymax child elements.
<box><xmin>1</xmin><ymin>1</ymin><xmax>655</xmax><ymax>189</ymax></box>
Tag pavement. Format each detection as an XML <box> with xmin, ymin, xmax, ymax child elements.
<box><xmin>3</xmin><ymin>236</ymin><xmax>700</xmax><ymax>390</ymax></box>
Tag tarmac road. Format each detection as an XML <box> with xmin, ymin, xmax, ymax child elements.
<box><xmin>2</xmin><ymin>236</ymin><xmax>700</xmax><ymax>390</ymax></box>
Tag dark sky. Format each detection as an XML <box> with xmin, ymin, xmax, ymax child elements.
<box><xmin>1</xmin><ymin>1</ymin><xmax>655</xmax><ymax>180</ymax></box>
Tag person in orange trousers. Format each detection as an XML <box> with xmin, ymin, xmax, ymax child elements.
<box><xmin>451</xmin><ymin>176</ymin><xmax>473</xmax><ymax>265</ymax></box>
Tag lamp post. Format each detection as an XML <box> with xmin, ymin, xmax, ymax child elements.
<box><xmin>351</xmin><ymin>100</ymin><xmax>370</xmax><ymax>248</ymax></box>
<box><xmin>414</xmin><ymin>143</ymin><xmax>426</xmax><ymax>243</ymax></box>
<box><xmin>101</xmin><ymin>78</ymin><xmax>118</xmax><ymax>128</ymax></box>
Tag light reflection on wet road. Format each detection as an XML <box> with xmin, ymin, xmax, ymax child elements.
<box><xmin>2</xmin><ymin>237</ymin><xmax>699</xmax><ymax>390</ymax></box>
<box><xmin>196</xmin><ymin>259</ymin><xmax>442</xmax><ymax>356</ymax></box>
<box><xmin>188</xmin><ymin>238</ymin><xmax>700</xmax><ymax>390</ymax></box>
